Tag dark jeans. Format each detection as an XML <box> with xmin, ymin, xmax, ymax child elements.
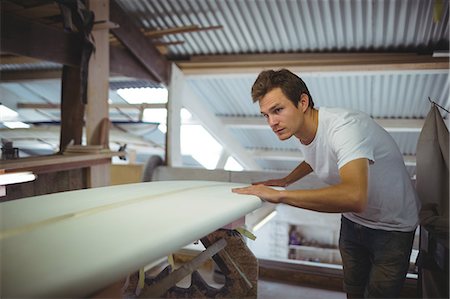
<box><xmin>339</xmin><ymin>216</ymin><xmax>415</xmax><ymax>298</ymax></box>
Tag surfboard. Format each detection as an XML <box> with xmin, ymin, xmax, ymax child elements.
<box><xmin>0</xmin><ymin>180</ymin><xmax>262</xmax><ymax>298</ymax></box>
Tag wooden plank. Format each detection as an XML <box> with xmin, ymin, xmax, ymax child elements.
<box><xmin>141</xmin><ymin>238</ymin><xmax>227</xmax><ymax>298</ymax></box>
<box><xmin>142</xmin><ymin>25</ymin><xmax>223</xmax><ymax>38</ymax></box>
<box><xmin>17</xmin><ymin>103</ymin><xmax>167</xmax><ymax>110</ymax></box>
<box><xmin>177</xmin><ymin>53</ymin><xmax>450</xmax><ymax>75</ymax></box>
<box><xmin>6</xmin><ymin>164</ymin><xmax>74</xmax><ymax>203</ymax></box>
<box><xmin>137</xmin><ymin>228</ymin><xmax>259</xmax><ymax>298</ymax></box>
<box><xmin>0</xmin><ymin>11</ymin><xmax>82</xmax><ymax>66</ymax></box>
<box><xmin>0</xmin><ymin>152</ymin><xmax>122</xmax><ymax>173</ymax></box>
<box><xmin>110</xmin><ymin>0</ymin><xmax>169</xmax><ymax>84</ymax></box>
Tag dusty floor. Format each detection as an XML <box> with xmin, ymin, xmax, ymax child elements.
<box><xmin>258</xmin><ymin>278</ymin><xmax>346</xmax><ymax>299</ymax></box>
<box><xmin>172</xmin><ymin>263</ymin><xmax>346</xmax><ymax>299</ymax></box>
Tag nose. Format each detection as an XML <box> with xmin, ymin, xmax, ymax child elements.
<box><xmin>268</xmin><ymin>115</ymin><xmax>278</xmax><ymax>128</ymax></box>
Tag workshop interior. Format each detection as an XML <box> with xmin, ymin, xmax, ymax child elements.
<box><xmin>0</xmin><ymin>0</ymin><xmax>448</xmax><ymax>298</ymax></box>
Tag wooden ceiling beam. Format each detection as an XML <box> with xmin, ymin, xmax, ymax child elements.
<box><xmin>0</xmin><ymin>45</ymin><xmax>163</xmax><ymax>82</ymax></box>
<box><xmin>0</xmin><ymin>11</ymin><xmax>82</xmax><ymax>66</ymax></box>
<box><xmin>142</xmin><ymin>25</ymin><xmax>198</xmax><ymax>38</ymax></box>
<box><xmin>6</xmin><ymin>2</ymin><xmax>60</xmax><ymax>20</ymax></box>
<box><xmin>109</xmin><ymin>45</ymin><xmax>161</xmax><ymax>82</ymax></box>
<box><xmin>0</xmin><ymin>70</ymin><xmax>63</xmax><ymax>81</ymax></box>
<box><xmin>142</xmin><ymin>25</ymin><xmax>223</xmax><ymax>38</ymax></box>
<box><xmin>17</xmin><ymin>103</ymin><xmax>167</xmax><ymax>110</ymax></box>
<box><xmin>109</xmin><ymin>25</ymin><xmax>221</xmax><ymax>45</ymax></box>
<box><xmin>110</xmin><ymin>0</ymin><xmax>169</xmax><ymax>84</ymax></box>
<box><xmin>0</xmin><ymin>4</ymin><xmax>164</xmax><ymax>83</ymax></box>
<box><xmin>177</xmin><ymin>53</ymin><xmax>450</xmax><ymax>75</ymax></box>
<box><xmin>0</xmin><ymin>55</ymin><xmax>42</xmax><ymax>64</ymax></box>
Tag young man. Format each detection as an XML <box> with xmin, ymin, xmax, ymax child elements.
<box><xmin>232</xmin><ymin>69</ymin><xmax>420</xmax><ymax>298</ymax></box>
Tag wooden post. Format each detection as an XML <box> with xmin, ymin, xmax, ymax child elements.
<box><xmin>60</xmin><ymin>65</ymin><xmax>84</xmax><ymax>153</ymax></box>
<box><xmin>166</xmin><ymin>63</ymin><xmax>183</xmax><ymax>167</ymax></box>
<box><xmin>86</xmin><ymin>0</ymin><xmax>110</xmax><ymax>187</ymax></box>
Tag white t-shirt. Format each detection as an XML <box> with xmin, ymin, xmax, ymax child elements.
<box><xmin>298</xmin><ymin>107</ymin><xmax>420</xmax><ymax>232</ymax></box>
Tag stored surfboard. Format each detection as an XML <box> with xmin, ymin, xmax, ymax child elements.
<box><xmin>0</xmin><ymin>180</ymin><xmax>262</xmax><ymax>298</ymax></box>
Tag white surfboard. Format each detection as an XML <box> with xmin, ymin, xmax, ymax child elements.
<box><xmin>0</xmin><ymin>180</ymin><xmax>262</xmax><ymax>298</ymax></box>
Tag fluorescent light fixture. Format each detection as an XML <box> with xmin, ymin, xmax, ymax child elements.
<box><xmin>180</xmin><ymin>108</ymin><xmax>192</xmax><ymax>121</ymax></box>
<box><xmin>0</xmin><ymin>105</ymin><xmax>19</xmax><ymax>121</ymax></box>
<box><xmin>253</xmin><ymin>210</ymin><xmax>277</xmax><ymax>232</ymax></box>
<box><xmin>117</xmin><ymin>87</ymin><xmax>168</xmax><ymax>104</ymax></box>
<box><xmin>0</xmin><ymin>171</ymin><xmax>36</xmax><ymax>185</ymax></box>
<box><xmin>142</xmin><ymin>108</ymin><xmax>167</xmax><ymax>124</ymax></box>
<box><xmin>3</xmin><ymin>121</ymin><xmax>31</xmax><ymax>129</ymax></box>
<box><xmin>181</xmin><ymin>124</ymin><xmax>223</xmax><ymax>170</ymax></box>
<box><xmin>432</xmin><ymin>51</ymin><xmax>450</xmax><ymax>57</ymax></box>
<box><xmin>224</xmin><ymin>156</ymin><xmax>244</xmax><ymax>171</ymax></box>
<box><xmin>158</xmin><ymin>123</ymin><xmax>167</xmax><ymax>133</ymax></box>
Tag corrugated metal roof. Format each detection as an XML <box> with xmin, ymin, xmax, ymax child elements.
<box><xmin>116</xmin><ymin>0</ymin><xmax>449</xmax><ymax>58</ymax></box>
<box><xmin>0</xmin><ymin>62</ymin><xmax>61</xmax><ymax>71</ymax></box>
<box><xmin>231</xmin><ymin>126</ymin><xmax>421</xmax><ymax>157</ymax></box>
<box><xmin>109</xmin><ymin>80</ymin><xmax>164</xmax><ymax>90</ymax></box>
<box><xmin>187</xmin><ymin>72</ymin><xmax>449</xmax><ymax>119</ymax></box>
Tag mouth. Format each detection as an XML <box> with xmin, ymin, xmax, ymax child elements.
<box><xmin>274</xmin><ymin>128</ymin><xmax>285</xmax><ymax>135</ymax></box>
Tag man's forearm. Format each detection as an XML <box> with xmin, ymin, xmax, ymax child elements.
<box><xmin>279</xmin><ymin>183</ymin><xmax>366</xmax><ymax>213</ymax></box>
<box><xmin>284</xmin><ymin>161</ymin><xmax>313</xmax><ymax>185</ymax></box>
<box><xmin>280</xmin><ymin>158</ymin><xmax>369</xmax><ymax>213</ymax></box>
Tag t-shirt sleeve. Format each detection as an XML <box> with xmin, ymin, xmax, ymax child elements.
<box><xmin>330</xmin><ymin>117</ymin><xmax>375</xmax><ymax>169</ymax></box>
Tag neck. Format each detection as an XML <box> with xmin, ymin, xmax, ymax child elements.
<box><xmin>298</xmin><ymin>108</ymin><xmax>318</xmax><ymax>145</ymax></box>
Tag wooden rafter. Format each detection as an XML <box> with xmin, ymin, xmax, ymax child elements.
<box><xmin>109</xmin><ymin>45</ymin><xmax>162</xmax><ymax>82</ymax></box>
<box><xmin>0</xmin><ymin>45</ymin><xmax>163</xmax><ymax>83</ymax></box>
<box><xmin>142</xmin><ymin>25</ymin><xmax>223</xmax><ymax>38</ymax></box>
<box><xmin>109</xmin><ymin>24</ymin><xmax>222</xmax><ymax>53</ymax></box>
<box><xmin>177</xmin><ymin>52</ymin><xmax>450</xmax><ymax>75</ymax></box>
<box><xmin>17</xmin><ymin>103</ymin><xmax>167</xmax><ymax>110</ymax></box>
<box><xmin>0</xmin><ymin>11</ymin><xmax>82</xmax><ymax>66</ymax></box>
<box><xmin>4</xmin><ymin>2</ymin><xmax>60</xmax><ymax>20</ymax></box>
<box><xmin>110</xmin><ymin>0</ymin><xmax>169</xmax><ymax>84</ymax></box>
<box><xmin>0</xmin><ymin>55</ymin><xmax>42</xmax><ymax>64</ymax></box>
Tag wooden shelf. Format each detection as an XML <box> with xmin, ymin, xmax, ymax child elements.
<box><xmin>0</xmin><ymin>151</ymin><xmax>125</xmax><ymax>174</ymax></box>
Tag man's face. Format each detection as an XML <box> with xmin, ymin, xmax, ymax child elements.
<box><xmin>259</xmin><ymin>87</ymin><xmax>305</xmax><ymax>141</ymax></box>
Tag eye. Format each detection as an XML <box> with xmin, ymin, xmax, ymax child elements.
<box><xmin>262</xmin><ymin>113</ymin><xmax>269</xmax><ymax>119</ymax></box>
<box><xmin>274</xmin><ymin>107</ymin><xmax>283</xmax><ymax>114</ymax></box>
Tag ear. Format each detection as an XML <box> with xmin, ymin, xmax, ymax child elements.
<box><xmin>298</xmin><ymin>93</ymin><xmax>309</xmax><ymax>113</ymax></box>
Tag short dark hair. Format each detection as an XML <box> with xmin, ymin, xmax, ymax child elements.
<box><xmin>251</xmin><ymin>69</ymin><xmax>314</xmax><ymax>108</ymax></box>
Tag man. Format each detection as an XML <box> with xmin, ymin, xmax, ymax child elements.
<box><xmin>232</xmin><ymin>69</ymin><xmax>420</xmax><ymax>298</ymax></box>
